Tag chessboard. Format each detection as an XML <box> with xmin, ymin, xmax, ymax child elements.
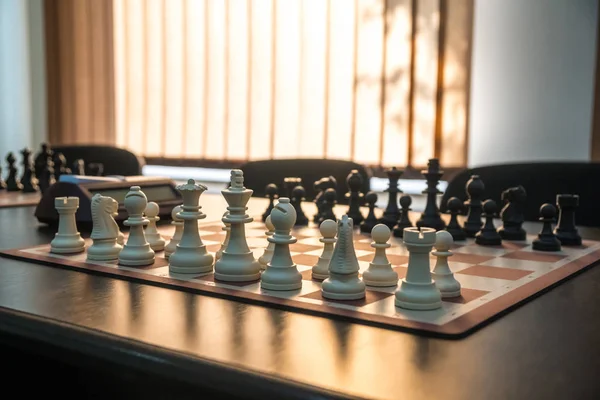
<box><xmin>2</xmin><ymin>218</ymin><xmax>599</xmax><ymax>339</ymax></box>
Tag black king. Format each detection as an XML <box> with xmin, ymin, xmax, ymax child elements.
<box><xmin>416</xmin><ymin>158</ymin><xmax>446</xmax><ymax>231</ymax></box>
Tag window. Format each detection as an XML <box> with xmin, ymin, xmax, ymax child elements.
<box><xmin>45</xmin><ymin>0</ymin><xmax>473</xmax><ymax>168</ymax></box>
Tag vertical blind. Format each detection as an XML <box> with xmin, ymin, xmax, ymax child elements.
<box><xmin>45</xmin><ymin>0</ymin><xmax>473</xmax><ymax>168</ymax></box>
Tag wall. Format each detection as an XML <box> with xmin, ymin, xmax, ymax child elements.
<box><xmin>0</xmin><ymin>0</ymin><xmax>47</xmax><ymax>155</ymax></box>
<box><xmin>468</xmin><ymin>0</ymin><xmax>599</xmax><ymax>167</ymax></box>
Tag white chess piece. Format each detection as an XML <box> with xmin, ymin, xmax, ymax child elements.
<box><xmin>144</xmin><ymin>201</ymin><xmax>166</xmax><ymax>251</ymax></box>
<box><xmin>311</xmin><ymin>219</ymin><xmax>337</xmax><ymax>280</ymax></box>
<box><xmin>362</xmin><ymin>224</ymin><xmax>398</xmax><ymax>287</ymax></box>
<box><xmin>258</xmin><ymin>215</ymin><xmax>275</xmax><ymax>270</ymax></box>
<box><xmin>321</xmin><ymin>215</ymin><xmax>366</xmax><ymax>300</ymax></box>
<box><xmin>214</xmin><ymin>170</ymin><xmax>261</xmax><ymax>282</ymax></box>
<box><xmin>118</xmin><ymin>186</ymin><xmax>155</xmax><ymax>266</ymax></box>
<box><xmin>261</xmin><ymin>198</ymin><xmax>303</xmax><ymax>291</ymax></box>
<box><xmin>168</xmin><ymin>179</ymin><xmax>214</xmax><ymax>274</ymax></box>
<box><xmin>215</xmin><ymin>211</ymin><xmax>230</xmax><ymax>261</ymax></box>
<box><xmin>395</xmin><ymin>227</ymin><xmax>442</xmax><ymax>310</ymax></box>
<box><xmin>87</xmin><ymin>193</ymin><xmax>123</xmax><ymax>261</ymax></box>
<box><xmin>432</xmin><ymin>230</ymin><xmax>461</xmax><ymax>298</ymax></box>
<box><xmin>164</xmin><ymin>204</ymin><xmax>183</xmax><ymax>260</ymax></box>
<box><xmin>50</xmin><ymin>196</ymin><xmax>86</xmax><ymax>254</ymax></box>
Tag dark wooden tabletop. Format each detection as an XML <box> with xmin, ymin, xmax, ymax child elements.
<box><xmin>1</xmin><ymin>196</ymin><xmax>600</xmax><ymax>399</ymax></box>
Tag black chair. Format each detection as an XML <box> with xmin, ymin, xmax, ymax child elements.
<box><xmin>239</xmin><ymin>158</ymin><xmax>372</xmax><ymax>204</ymax></box>
<box><xmin>440</xmin><ymin>162</ymin><xmax>600</xmax><ymax>227</ymax></box>
<box><xmin>51</xmin><ymin>145</ymin><xmax>145</xmax><ymax>176</ymax></box>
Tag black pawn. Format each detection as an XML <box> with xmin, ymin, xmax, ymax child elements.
<box><xmin>533</xmin><ymin>203</ymin><xmax>562</xmax><ymax>252</ymax></box>
<box><xmin>262</xmin><ymin>183</ymin><xmax>278</xmax><ymax>221</ymax></box>
<box><xmin>319</xmin><ymin>188</ymin><xmax>337</xmax><ymax>223</ymax></box>
<box><xmin>393</xmin><ymin>195</ymin><xmax>414</xmax><ymax>238</ymax></box>
<box><xmin>283</xmin><ymin>177</ymin><xmax>302</xmax><ymax>198</ymax></box>
<box><xmin>19</xmin><ymin>147</ymin><xmax>38</xmax><ymax>193</ymax></box>
<box><xmin>445</xmin><ymin>197</ymin><xmax>466</xmax><ymax>241</ymax></box>
<box><xmin>475</xmin><ymin>199</ymin><xmax>502</xmax><ymax>246</ymax></box>
<box><xmin>53</xmin><ymin>152</ymin><xmax>72</xmax><ymax>180</ymax></box>
<box><xmin>291</xmin><ymin>186</ymin><xmax>309</xmax><ymax>226</ymax></box>
<box><xmin>463</xmin><ymin>175</ymin><xmax>485</xmax><ymax>237</ymax></box>
<box><xmin>498</xmin><ymin>185</ymin><xmax>527</xmax><ymax>241</ymax></box>
<box><xmin>360</xmin><ymin>191</ymin><xmax>379</xmax><ymax>234</ymax></box>
<box><xmin>313</xmin><ymin>176</ymin><xmax>337</xmax><ymax>223</ymax></box>
<box><xmin>72</xmin><ymin>159</ymin><xmax>86</xmax><ymax>175</ymax></box>
<box><xmin>345</xmin><ymin>169</ymin><xmax>364</xmax><ymax>225</ymax></box>
<box><xmin>34</xmin><ymin>142</ymin><xmax>53</xmax><ymax>180</ymax></box>
<box><xmin>380</xmin><ymin>167</ymin><xmax>403</xmax><ymax>228</ymax></box>
<box><xmin>554</xmin><ymin>194</ymin><xmax>582</xmax><ymax>246</ymax></box>
<box><xmin>416</xmin><ymin>158</ymin><xmax>446</xmax><ymax>231</ymax></box>
<box><xmin>38</xmin><ymin>158</ymin><xmax>56</xmax><ymax>195</ymax></box>
<box><xmin>5</xmin><ymin>152</ymin><xmax>22</xmax><ymax>191</ymax></box>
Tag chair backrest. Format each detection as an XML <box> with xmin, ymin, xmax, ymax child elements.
<box><xmin>51</xmin><ymin>145</ymin><xmax>145</xmax><ymax>176</ymax></box>
<box><xmin>239</xmin><ymin>158</ymin><xmax>372</xmax><ymax>203</ymax></box>
<box><xmin>440</xmin><ymin>162</ymin><xmax>600</xmax><ymax>227</ymax></box>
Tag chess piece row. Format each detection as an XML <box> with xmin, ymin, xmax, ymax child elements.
<box><xmin>2</xmin><ymin>143</ymin><xmax>102</xmax><ymax>195</ymax></box>
<box><xmin>47</xmin><ymin>168</ymin><xmax>463</xmax><ymax>309</ymax></box>
<box><xmin>442</xmin><ymin>174</ymin><xmax>581</xmax><ymax>252</ymax></box>
<box><xmin>261</xmin><ymin>161</ymin><xmax>446</xmax><ymax>240</ymax></box>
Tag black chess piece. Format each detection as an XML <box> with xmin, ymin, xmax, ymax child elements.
<box><xmin>533</xmin><ymin>203</ymin><xmax>562</xmax><ymax>252</ymax></box>
<box><xmin>554</xmin><ymin>194</ymin><xmax>582</xmax><ymax>246</ymax></box>
<box><xmin>380</xmin><ymin>167</ymin><xmax>403</xmax><ymax>228</ymax></box>
<box><xmin>72</xmin><ymin>159</ymin><xmax>86</xmax><ymax>175</ymax></box>
<box><xmin>360</xmin><ymin>191</ymin><xmax>379</xmax><ymax>234</ymax></box>
<box><xmin>34</xmin><ymin>142</ymin><xmax>53</xmax><ymax>179</ymax></box>
<box><xmin>313</xmin><ymin>176</ymin><xmax>337</xmax><ymax>223</ymax></box>
<box><xmin>19</xmin><ymin>147</ymin><xmax>38</xmax><ymax>193</ymax></box>
<box><xmin>291</xmin><ymin>186</ymin><xmax>309</xmax><ymax>226</ymax></box>
<box><xmin>262</xmin><ymin>183</ymin><xmax>279</xmax><ymax>221</ymax></box>
<box><xmin>319</xmin><ymin>188</ymin><xmax>337</xmax><ymax>223</ymax></box>
<box><xmin>87</xmin><ymin>162</ymin><xmax>104</xmax><ymax>176</ymax></box>
<box><xmin>498</xmin><ymin>185</ymin><xmax>527</xmax><ymax>241</ymax></box>
<box><xmin>416</xmin><ymin>158</ymin><xmax>446</xmax><ymax>231</ymax></box>
<box><xmin>38</xmin><ymin>157</ymin><xmax>56</xmax><ymax>195</ymax></box>
<box><xmin>283</xmin><ymin>177</ymin><xmax>302</xmax><ymax>198</ymax></box>
<box><xmin>475</xmin><ymin>199</ymin><xmax>502</xmax><ymax>246</ymax></box>
<box><xmin>393</xmin><ymin>195</ymin><xmax>414</xmax><ymax>238</ymax></box>
<box><xmin>53</xmin><ymin>152</ymin><xmax>71</xmax><ymax>180</ymax></box>
<box><xmin>445</xmin><ymin>197</ymin><xmax>466</xmax><ymax>241</ymax></box>
<box><xmin>345</xmin><ymin>169</ymin><xmax>364</xmax><ymax>225</ymax></box>
<box><xmin>463</xmin><ymin>175</ymin><xmax>485</xmax><ymax>237</ymax></box>
<box><xmin>5</xmin><ymin>152</ymin><xmax>23</xmax><ymax>191</ymax></box>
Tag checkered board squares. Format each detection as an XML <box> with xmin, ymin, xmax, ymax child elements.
<box><xmin>2</xmin><ymin>220</ymin><xmax>600</xmax><ymax>339</ymax></box>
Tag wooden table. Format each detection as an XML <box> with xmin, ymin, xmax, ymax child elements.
<box><xmin>0</xmin><ymin>190</ymin><xmax>40</xmax><ymax>208</ymax></box>
<box><xmin>1</xmin><ymin>195</ymin><xmax>600</xmax><ymax>399</ymax></box>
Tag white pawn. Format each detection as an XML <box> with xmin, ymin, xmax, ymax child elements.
<box><xmin>261</xmin><ymin>198</ymin><xmax>303</xmax><ymax>291</ymax></box>
<box><xmin>311</xmin><ymin>219</ymin><xmax>337</xmax><ymax>280</ymax></box>
<box><xmin>216</xmin><ymin>211</ymin><xmax>230</xmax><ymax>261</ymax></box>
<box><xmin>50</xmin><ymin>196</ymin><xmax>86</xmax><ymax>254</ymax></box>
<box><xmin>258</xmin><ymin>215</ymin><xmax>275</xmax><ymax>270</ymax></box>
<box><xmin>87</xmin><ymin>194</ymin><xmax>122</xmax><ymax>261</ymax></box>
<box><xmin>395</xmin><ymin>227</ymin><xmax>441</xmax><ymax>310</ymax></box>
<box><xmin>118</xmin><ymin>186</ymin><xmax>155</xmax><ymax>266</ymax></box>
<box><xmin>362</xmin><ymin>224</ymin><xmax>398</xmax><ymax>287</ymax></box>
<box><xmin>144</xmin><ymin>201</ymin><xmax>166</xmax><ymax>252</ymax></box>
<box><xmin>164</xmin><ymin>205</ymin><xmax>183</xmax><ymax>259</ymax></box>
<box><xmin>432</xmin><ymin>230</ymin><xmax>461</xmax><ymax>298</ymax></box>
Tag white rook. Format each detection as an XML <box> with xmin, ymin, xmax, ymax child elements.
<box><xmin>50</xmin><ymin>196</ymin><xmax>85</xmax><ymax>254</ymax></box>
<box><xmin>395</xmin><ymin>227</ymin><xmax>442</xmax><ymax>310</ymax></box>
